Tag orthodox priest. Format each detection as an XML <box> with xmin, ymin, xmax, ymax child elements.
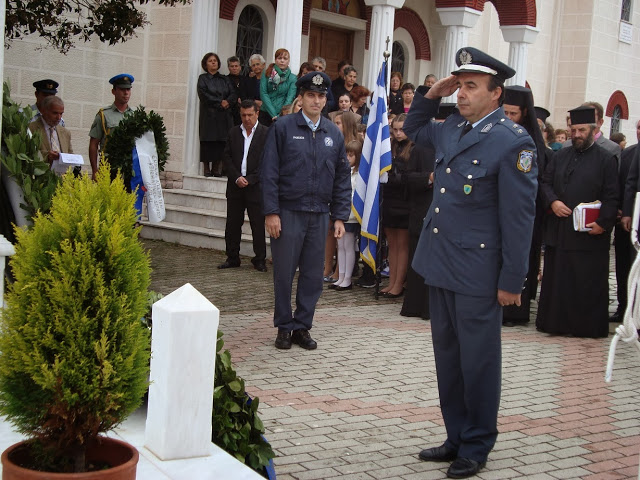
<box><xmin>536</xmin><ymin>106</ymin><xmax>618</xmax><ymax>338</ymax></box>
<box><xmin>501</xmin><ymin>86</ymin><xmax>550</xmax><ymax>326</ymax></box>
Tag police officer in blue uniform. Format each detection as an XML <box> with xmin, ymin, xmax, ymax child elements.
<box><xmin>261</xmin><ymin>72</ymin><xmax>351</xmax><ymax>351</ymax></box>
<box><xmin>403</xmin><ymin>48</ymin><xmax>538</xmax><ymax>479</ymax></box>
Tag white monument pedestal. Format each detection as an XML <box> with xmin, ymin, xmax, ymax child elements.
<box><xmin>145</xmin><ymin>283</ymin><xmax>219</xmax><ymax>460</ymax></box>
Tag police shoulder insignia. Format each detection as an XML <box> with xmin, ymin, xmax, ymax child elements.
<box><xmin>463</xmin><ymin>184</ymin><xmax>472</xmax><ymax>195</ymax></box>
<box><xmin>324</xmin><ymin>137</ymin><xmax>334</xmax><ymax>147</ymax></box>
<box><xmin>481</xmin><ymin>123</ymin><xmax>492</xmax><ymax>133</ymax></box>
<box><xmin>517</xmin><ymin>150</ymin><xmax>534</xmax><ymax>172</ymax></box>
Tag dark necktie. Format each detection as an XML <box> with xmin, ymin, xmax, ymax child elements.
<box><xmin>460</xmin><ymin>123</ymin><xmax>472</xmax><ymax>139</ymax></box>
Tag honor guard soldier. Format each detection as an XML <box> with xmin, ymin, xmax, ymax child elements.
<box><xmin>261</xmin><ymin>71</ymin><xmax>351</xmax><ymax>351</ymax></box>
<box><xmin>31</xmin><ymin>79</ymin><xmax>64</xmax><ymax>126</ymax></box>
<box><xmin>88</xmin><ymin>74</ymin><xmax>134</xmax><ymax>180</ymax></box>
<box><xmin>403</xmin><ymin>47</ymin><xmax>538</xmax><ymax>478</ymax></box>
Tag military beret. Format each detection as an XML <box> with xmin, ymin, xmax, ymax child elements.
<box><xmin>109</xmin><ymin>74</ymin><xmax>134</xmax><ymax>89</ymax></box>
<box><xmin>568</xmin><ymin>106</ymin><xmax>596</xmax><ymax>125</ymax></box>
<box><xmin>33</xmin><ymin>79</ymin><xmax>59</xmax><ymax>94</ymax></box>
<box><xmin>534</xmin><ymin>106</ymin><xmax>551</xmax><ymax>122</ymax></box>
<box><xmin>296</xmin><ymin>72</ymin><xmax>331</xmax><ymax>94</ymax></box>
<box><xmin>452</xmin><ymin>47</ymin><xmax>515</xmax><ymax>81</ymax></box>
<box><xmin>504</xmin><ymin>86</ymin><xmax>533</xmax><ymax>108</ymax></box>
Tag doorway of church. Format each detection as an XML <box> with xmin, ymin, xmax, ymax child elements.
<box><xmin>308</xmin><ymin>24</ymin><xmax>354</xmax><ymax>80</ymax></box>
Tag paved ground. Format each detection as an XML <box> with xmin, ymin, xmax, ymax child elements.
<box><xmin>145</xmin><ymin>239</ymin><xmax>640</xmax><ymax>480</ymax></box>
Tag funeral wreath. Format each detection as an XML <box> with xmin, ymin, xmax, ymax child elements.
<box><xmin>0</xmin><ymin>167</ymin><xmax>151</xmax><ymax>477</ymax></box>
<box><xmin>103</xmin><ymin>105</ymin><xmax>168</xmax><ymax>189</ymax></box>
<box><xmin>0</xmin><ymin>82</ymin><xmax>59</xmax><ymax>224</ymax></box>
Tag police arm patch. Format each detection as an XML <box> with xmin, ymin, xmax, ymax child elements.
<box><xmin>517</xmin><ymin>150</ymin><xmax>533</xmax><ymax>172</ymax></box>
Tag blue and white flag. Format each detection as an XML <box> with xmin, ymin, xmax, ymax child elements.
<box><xmin>352</xmin><ymin>62</ymin><xmax>392</xmax><ymax>270</ymax></box>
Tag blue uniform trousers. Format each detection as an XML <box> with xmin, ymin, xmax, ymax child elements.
<box><xmin>429</xmin><ymin>286</ymin><xmax>502</xmax><ymax>463</ymax></box>
<box><xmin>270</xmin><ymin>209</ymin><xmax>329</xmax><ymax>331</ymax></box>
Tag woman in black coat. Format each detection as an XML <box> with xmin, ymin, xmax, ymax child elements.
<box><xmin>197</xmin><ymin>52</ymin><xmax>237</xmax><ymax>177</ymax></box>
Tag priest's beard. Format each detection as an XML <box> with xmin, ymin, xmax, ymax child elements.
<box><xmin>571</xmin><ymin>128</ymin><xmax>595</xmax><ymax>152</ymax></box>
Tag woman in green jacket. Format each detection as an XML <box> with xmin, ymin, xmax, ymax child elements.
<box><xmin>260</xmin><ymin>48</ymin><xmax>297</xmax><ymax>126</ymax></box>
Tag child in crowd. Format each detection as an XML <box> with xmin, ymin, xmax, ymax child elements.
<box><xmin>330</xmin><ymin>140</ymin><xmax>362</xmax><ymax>291</ymax></box>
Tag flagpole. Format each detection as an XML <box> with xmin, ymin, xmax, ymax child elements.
<box><xmin>375</xmin><ymin>38</ymin><xmax>391</xmax><ymax>300</ymax></box>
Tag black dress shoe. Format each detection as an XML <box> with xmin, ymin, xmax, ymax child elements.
<box><xmin>327</xmin><ymin>283</ymin><xmax>338</xmax><ymax>290</ymax></box>
<box><xmin>274</xmin><ymin>329</ymin><xmax>292</xmax><ymax>349</ymax></box>
<box><xmin>446</xmin><ymin>457</ymin><xmax>485</xmax><ymax>479</ymax></box>
<box><xmin>418</xmin><ymin>444</ymin><xmax>458</xmax><ymax>462</ymax></box>
<box><xmin>382</xmin><ymin>289</ymin><xmax>404</xmax><ymax>298</ymax></box>
<box><xmin>291</xmin><ymin>329</ymin><xmax>317</xmax><ymax>350</ymax></box>
<box><xmin>334</xmin><ymin>284</ymin><xmax>352</xmax><ymax>291</ymax></box>
<box><xmin>253</xmin><ymin>262</ymin><xmax>267</xmax><ymax>272</ymax></box>
<box><xmin>218</xmin><ymin>259</ymin><xmax>240</xmax><ymax>269</ymax></box>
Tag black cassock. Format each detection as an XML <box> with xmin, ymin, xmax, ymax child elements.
<box><xmin>400</xmin><ymin>144</ymin><xmax>435</xmax><ymax>319</ymax></box>
<box><xmin>503</xmin><ymin>147</ymin><xmax>554</xmax><ymax>323</ymax></box>
<box><xmin>536</xmin><ymin>142</ymin><xmax>619</xmax><ymax>338</ymax></box>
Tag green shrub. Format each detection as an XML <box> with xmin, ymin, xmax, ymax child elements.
<box><xmin>0</xmin><ymin>167</ymin><xmax>151</xmax><ymax>472</ymax></box>
<box><xmin>213</xmin><ymin>331</ymin><xmax>275</xmax><ymax>477</ymax></box>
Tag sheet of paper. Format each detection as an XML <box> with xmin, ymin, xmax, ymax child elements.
<box><xmin>60</xmin><ymin>153</ymin><xmax>85</xmax><ymax>165</ymax></box>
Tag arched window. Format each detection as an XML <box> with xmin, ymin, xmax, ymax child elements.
<box><xmin>236</xmin><ymin>6</ymin><xmax>264</xmax><ymax>76</ymax></box>
<box><xmin>391</xmin><ymin>41</ymin><xmax>405</xmax><ymax>79</ymax></box>
<box><xmin>621</xmin><ymin>0</ymin><xmax>632</xmax><ymax>21</ymax></box>
<box><xmin>611</xmin><ymin>105</ymin><xmax>622</xmax><ymax>135</ymax></box>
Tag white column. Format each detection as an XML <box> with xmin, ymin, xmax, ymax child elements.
<box><xmin>183</xmin><ymin>0</ymin><xmax>220</xmax><ymax>176</ymax></box>
<box><xmin>273</xmin><ymin>0</ymin><xmax>304</xmax><ymax>73</ymax></box>
<box><xmin>364</xmin><ymin>0</ymin><xmax>405</xmax><ymax>91</ymax></box>
<box><xmin>500</xmin><ymin>25</ymin><xmax>540</xmax><ymax>87</ymax></box>
<box><xmin>145</xmin><ymin>283</ymin><xmax>220</xmax><ymax>460</ymax></box>
<box><xmin>0</xmin><ymin>235</ymin><xmax>15</xmax><ymax>308</ymax></box>
<box><xmin>436</xmin><ymin>7</ymin><xmax>482</xmax><ymax>103</ymax></box>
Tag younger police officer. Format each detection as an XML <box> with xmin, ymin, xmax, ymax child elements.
<box><xmin>88</xmin><ymin>74</ymin><xmax>134</xmax><ymax>180</ymax></box>
<box><xmin>261</xmin><ymin>72</ymin><xmax>351</xmax><ymax>350</ymax></box>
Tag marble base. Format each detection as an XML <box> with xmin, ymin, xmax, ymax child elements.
<box><xmin>0</xmin><ymin>407</ymin><xmax>264</xmax><ymax>480</ymax></box>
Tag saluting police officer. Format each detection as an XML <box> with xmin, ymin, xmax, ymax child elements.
<box><xmin>261</xmin><ymin>72</ymin><xmax>351</xmax><ymax>351</ymax></box>
<box><xmin>88</xmin><ymin>74</ymin><xmax>134</xmax><ymax>180</ymax></box>
<box><xmin>403</xmin><ymin>48</ymin><xmax>538</xmax><ymax>478</ymax></box>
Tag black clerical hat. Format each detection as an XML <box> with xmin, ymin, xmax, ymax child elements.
<box><xmin>568</xmin><ymin>106</ymin><xmax>596</xmax><ymax>125</ymax></box>
<box><xmin>534</xmin><ymin>106</ymin><xmax>550</xmax><ymax>122</ymax></box>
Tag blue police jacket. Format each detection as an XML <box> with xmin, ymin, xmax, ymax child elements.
<box><xmin>403</xmin><ymin>94</ymin><xmax>538</xmax><ymax>296</ymax></box>
<box><xmin>260</xmin><ymin>111</ymin><xmax>352</xmax><ymax>221</ymax></box>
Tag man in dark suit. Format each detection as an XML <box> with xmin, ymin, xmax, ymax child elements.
<box><xmin>617</xmin><ymin>120</ymin><xmax>640</xmax><ymax>321</ymax></box>
<box><xmin>218</xmin><ymin>100</ymin><xmax>268</xmax><ymax>272</ymax></box>
<box><xmin>403</xmin><ymin>47</ymin><xmax>538</xmax><ymax>478</ymax></box>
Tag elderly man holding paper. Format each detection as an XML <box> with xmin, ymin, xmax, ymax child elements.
<box><xmin>537</xmin><ymin>105</ymin><xmax>619</xmax><ymax>338</ymax></box>
<box><xmin>28</xmin><ymin>96</ymin><xmax>82</xmax><ymax>176</ymax></box>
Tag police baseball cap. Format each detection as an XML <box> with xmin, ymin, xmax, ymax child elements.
<box><xmin>109</xmin><ymin>74</ymin><xmax>134</xmax><ymax>89</ymax></box>
<box><xmin>436</xmin><ymin>103</ymin><xmax>457</xmax><ymax>120</ymax></box>
<box><xmin>33</xmin><ymin>79</ymin><xmax>59</xmax><ymax>94</ymax></box>
<box><xmin>568</xmin><ymin>106</ymin><xmax>596</xmax><ymax>125</ymax></box>
<box><xmin>296</xmin><ymin>72</ymin><xmax>331</xmax><ymax>94</ymax></box>
<box><xmin>452</xmin><ymin>47</ymin><xmax>515</xmax><ymax>81</ymax></box>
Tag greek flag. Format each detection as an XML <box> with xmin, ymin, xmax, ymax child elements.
<box><xmin>352</xmin><ymin>62</ymin><xmax>392</xmax><ymax>270</ymax></box>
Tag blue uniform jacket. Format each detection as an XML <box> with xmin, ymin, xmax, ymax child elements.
<box><xmin>403</xmin><ymin>94</ymin><xmax>538</xmax><ymax>297</ymax></box>
<box><xmin>260</xmin><ymin>111</ymin><xmax>352</xmax><ymax>221</ymax></box>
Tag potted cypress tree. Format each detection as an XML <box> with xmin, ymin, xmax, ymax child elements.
<box><xmin>0</xmin><ymin>167</ymin><xmax>151</xmax><ymax>479</ymax></box>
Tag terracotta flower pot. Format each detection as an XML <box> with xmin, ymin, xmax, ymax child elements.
<box><xmin>1</xmin><ymin>437</ymin><xmax>139</xmax><ymax>480</ymax></box>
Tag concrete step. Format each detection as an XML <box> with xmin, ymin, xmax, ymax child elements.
<box><xmin>139</xmin><ymin>220</ymin><xmax>270</xmax><ymax>258</ymax></box>
<box><xmin>164</xmin><ymin>204</ymin><xmax>255</xmax><ymax>235</ymax></box>
<box><xmin>182</xmin><ymin>174</ymin><xmax>227</xmax><ymax>194</ymax></box>
<box><xmin>163</xmin><ymin>189</ymin><xmax>226</xmax><ymax>212</ymax></box>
